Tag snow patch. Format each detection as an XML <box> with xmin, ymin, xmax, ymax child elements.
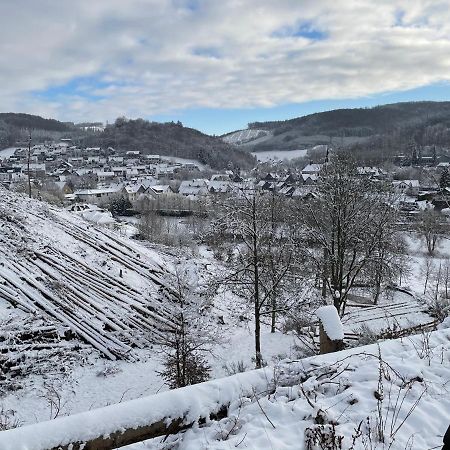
<box><xmin>316</xmin><ymin>305</ymin><xmax>344</xmax><ymax>340</ymax></box>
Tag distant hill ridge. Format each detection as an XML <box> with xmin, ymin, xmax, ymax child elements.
<box><xmin>228</xmin><ymin>101</ymin><xmax>450</xmax><ymax>152</ymax></box>
<box><xmin>81</xmin><ymin>117</ymin><xmax>255</xmax><ymax>170</ymax></box>
<box><xmin>5</xmin><ymin>101</ymin><xmax>450</xmax><ymax>166</ymax></box>
<box><xmin>0</xmin><ymin>112</ymin><xmax>74</xmax><ymax>132</ymax></box>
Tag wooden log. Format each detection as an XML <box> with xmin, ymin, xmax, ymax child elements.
<box><xmin>0</xmin><ymin>367</ymin><xmax>274</xmax><ymax>450</ymax></box>
<box><xmin>0</xmin><ymin>265</ymin><xmax>118</xmax><ymax>359</ymax></box>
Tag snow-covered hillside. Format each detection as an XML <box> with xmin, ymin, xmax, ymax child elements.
<box><xmin>127</xmin><ymin>327</ymin><xmax>450</xmax><ymax>450</ymax></box>
<box><xmin>251</xmin><ymin>148</ymin><xmax>308</xmax><ymax>162</ymax></box>
<box><xmin>222</xmin><ymin>129</ymin><xmax>270</xmax><ymax>145</ymax></box>
<box><xmin>0</xmin><ymin>190</ymin><xmax>298</xmax><ymax>426</ymax></box>
<box><xmin>1</xmin><ymin>326</ymin><xmax>448</xmax><ymax>450</ymax></box>
<box><xmin>0</xmin><ymin>188</ymin><xmax>181</xmax><ymax>374</ymax></box>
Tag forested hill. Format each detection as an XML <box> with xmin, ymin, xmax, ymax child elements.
<box><xmin>0</xmin><ymin>113</ymin><xmax>75</xmax><ymax>148</ymax></box>
<box><xmin>81</xmin><ymin>118</ymin><xmax>255</xmax><ymax>170</ymax></box>
<box><xmin>0</xmin><ymin>113</ymin><xmax>74</xmax><ymax>132</ymax></box>
<box><xmin>237</xmin><ymin>101</ymin><xmax>450</xmax><ymax>152</ymax></box>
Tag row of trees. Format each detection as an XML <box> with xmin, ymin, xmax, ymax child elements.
<box><xmin>205</xmin><ymin>153</ymin><xmax>407</xmax><ymax>368</ymax></box>
<box><xmin>149</xmin><ymin>153</ymin><xmax>448</xmax><ymax>384</ymax></box>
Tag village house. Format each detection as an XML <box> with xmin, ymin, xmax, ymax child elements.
<box><xmin>97</xmin><ymin>171</ymin><xmax>116</xmax><ymax>182</ymax></box>
<box><xmin>73</xmin><ymin>185</ymin><xmax>126</xmax><ymax>204</ymax></box>
<box><xmin>207</xmin><ymin>180</ymin><xmax>232</xmax><ymax>194</ymax></box>
<box><xmin>53</xmin><ymin>181</ymin><xmax>74</xmax><ymax>195</ymax></box>
<box><xmin>178</xmin><ymin>179</ymin><xmax>209</xmax><ymax>198</ymax></box>
<box><xmin>157</xmin><ymin>167</ymin><xmax>175</xmax><ymax>180</ymax></box>
<box><xmin>0</xmin><ymin>167</ymin><xmax>22</xmax><ymax>183</ymax></box>
<box><xmin>392</xmin><ymin>179</ymin><xmax>420</xmax><ymax>196</ymax></box>
<box><xmin>146</xmin><ymin>155</ymin><xmax>161</xmax><ymax>164</ymax></box>
<box><xmin>147</xmin><ymin>185</ymin><xmax>175</xmax><ymax>197</ymax></box>
<box><xmin>301</xmin><ymin>163</ymin><xmax>323</xmax><ymax>175</ymax></box>
<box><xmin>124</xmin><ymin>184</ymin><xmax>147</xmax><ymax>203</ymax></box>
<box><xmin>109</xmin><ymin>156</ymin><xmax>124</xmax><ymax>164</ymax></box>
<box><xmin>17</xmin><ymin>163</ymin><xmax>46</xmax><ymax>178</ymax></box>
<box><xmin>111</xmin><ymin>167</ymin><xmax>127</xmax><ymax>178</ymax></box>
<box><xmin>301</xmin><ymin>173</ymin><xmax>318</xmax><ymax>184</ymax></box>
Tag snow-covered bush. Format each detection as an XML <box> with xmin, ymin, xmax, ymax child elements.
<box><xmin>222</xmin><ymin>360</ymin><xmax>247</xmax><ymax>376</ymax></box>
<box><xmin>305</xmin><ymin>424</ymin><xmax>343</xmax><ymax>450</ymax></box>
<box><xmin>354</xmin><ymin>323</ymin><xmax>379</xmax><ymax>346</ymax></box>
<box><xmin>0</xmin><ymin>407</ymin><xmax>20</xmax><ymax>431</ymax></box>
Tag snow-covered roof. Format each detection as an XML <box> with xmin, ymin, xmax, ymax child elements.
<box><xmin>301</xmin><ymin>163</ymin><xmax>322</xmax><ymax>173</ymax></box>
<box><xmin>301</xmin><ymin>173</ymin><xmax>318</xmax><ymax>181</ymax></box>
<box><xmin>179</xmin><ymin>179</ymin><xmax>208</xmax><ymax>188</ymax></box>
<box><xmin>74</xmin><ymin>185</ymin><xmax>124</xmax><ymax>195</ymax></box>
<box><xmin>208</xmin><ymin>180</ymin><xmax>231</xmax><ymax>192</ymax></box>
<box><xmin>150</xmin><ymin>184</ymin><xmax>173</xmax><ymax>194</ymax></box>
<box><xmin>96</xmin><ymin>171</ymin><xmax>115</xmax><ymax>177</ymax></box>
<box><xmin>179</xmin><ymin>185</ymin><xmax>208</xmax><ymax>196</ymax></box>
<box><xmin>393</xmin><ymin>179</ymin><xmax>420</xmax><ymax>188</ymax></box>
<box><xmin>125</xmin><ymin>184</ymin><xmax>145</xmax><ymax>194</ymax></box>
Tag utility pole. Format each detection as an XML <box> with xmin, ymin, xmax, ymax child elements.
<box><xmin>27</xmin><ymin>131</ymin><xmax>32</xmax><ymax>198</ymax></box>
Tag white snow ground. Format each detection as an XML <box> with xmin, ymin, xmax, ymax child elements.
<box><xmin>0</xmin><ymin>147</ymin><xmax>18</xmax><ymax>160</ymax></box>
<box><xmin>0</xmin><ymin>188</ymin><xmax>448</xmax><ymax>448</ymax></box>
<box><xmin>251</xmin><ymin>148</ymin><xmax>308</xmax><ymax>162</ymax></box>
<box><xmin>1</xmin><ymin>327</ymin><xmax>447</xmax><ymax>450</ymax></box>
<box><xmin>122</xmin><ymin>327</ymin><xmax>450</xmax><ymax>450</ymax></box>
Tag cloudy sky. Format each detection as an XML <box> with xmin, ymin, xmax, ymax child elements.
<box><xmin>2</xmin><ymin>0</ymin><xmax>450</xmax><ymax>134</ymax></box>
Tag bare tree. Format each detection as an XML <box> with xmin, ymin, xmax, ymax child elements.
<box><xmin>297</xmin><ymin>153</ymin><xmax>403</xmax><ymax>314</ymax></box>
<box><xmin>210</xmin><ymin>188</ymin><xmax>296</xmax><ymax>368</ymax></box>
<box><xmin>417</xmin><ymin>209</ymin><xmax>443</xmax><ymax>256</ymax></box>
<box><xmin>421</xmin><ymin>256</ymin><xmax>435</xmax><ymax>295</ymax></box>
<box><xmin>138</xmin><ymin>211</ymin><xmax>164</xmax><ymax>241</ymax></box>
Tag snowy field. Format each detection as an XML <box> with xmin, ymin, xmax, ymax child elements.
<box><xmin>252</xmin><ymin>148</ymin><xmax>308</xmax><ymax>162</ymax></box>
<box><xmin>0</xmin><ymin>147</ymin><xmax>18</xmax><ymax>160</ymax></box>
<box><xmin>2</xmin><ymin>326</ymin><xmax>448</xmax><ymax>450</ymax></box>
<box><xmin>160</xmin><ymin>155</ymin><xmax>206</xmax><ymax>170</ymax></box>
<box><xmin>223</xmin><ymin>129</ymin><xmax>269</xmax><ymax>145</ymax></box>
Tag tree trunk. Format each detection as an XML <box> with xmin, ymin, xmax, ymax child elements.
<box><xmin>253</xmin><ymin>197</ymin><xmax>262</xmax><ymax>369</ymax></box>
<box><xmin>270</xmin><ymin>294</ymin><xmax>276</xmax><ymax>333</ymax></box>
<box><xmin>322</xmin><ymin>247</ymin><xmax>328</xmax><ymax>298</ymax></box>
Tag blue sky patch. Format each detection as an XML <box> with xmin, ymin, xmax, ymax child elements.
<box><xmin>273</xmin><ymin>21</ymin><xmax>327</xmax><ymax>41</ymax></box>
<box><xmin>31</xmin><ymin>75</ymin><xmax>111</xmax><ymax>101</ymax></box>
<box><xmin>192</xmin><ymin>46</ymin><xmax>222</xmax><ymax>59</ymax></box>
<box><xmin>394</xmin><ymin>9</ymin><xmax>405</xmax><ymax>26</ymax></box>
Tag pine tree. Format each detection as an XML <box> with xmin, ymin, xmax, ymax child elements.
<box><xmin>157</xmin><ymin>265</ymin><xmax>212</xmax><ymax>389</ymax></box>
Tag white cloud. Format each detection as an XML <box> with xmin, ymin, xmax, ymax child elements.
<box><xmin>1</xmin><ymin>0</ymin><xmax>450</xmax><ymax>123</ymax></box>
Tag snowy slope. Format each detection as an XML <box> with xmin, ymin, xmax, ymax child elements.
<box><xmin>223</xmin><ymin>129</ymin><xmax>270</xmax><ymax>145</ymax></box>
<box><xmin>0</xmin><ymin>188</ymin><xmax>179</xmax><ymax>364</ymax></box>
<box><xmin>127</xmin><ymin>327</ymin><xmax>450</xmax><ymax>450</ymax></box>
<box><xmin>0</xmin><ymin>327</ymin><xmax>448</xmax><ymax>450</ymax></box>
<box><xmin>251</xmin><ymin>148</ymin><xmax>308</xmax><ymax>162</ymax></box>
